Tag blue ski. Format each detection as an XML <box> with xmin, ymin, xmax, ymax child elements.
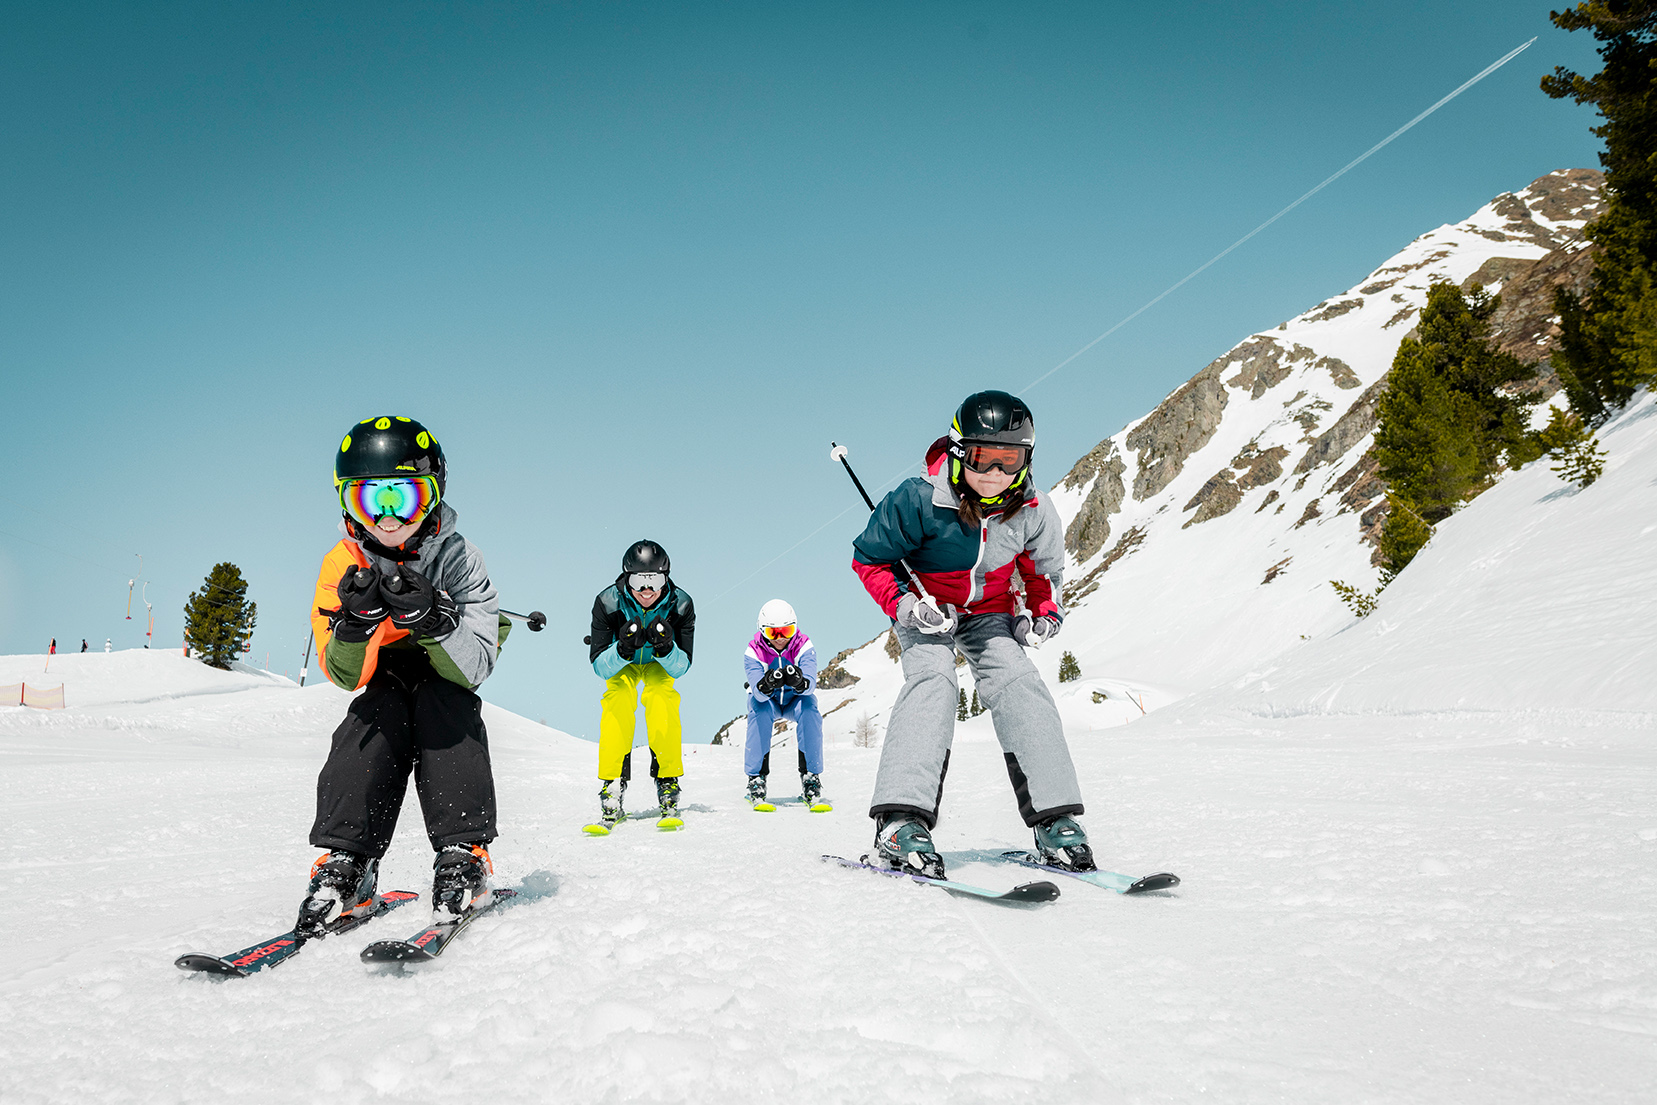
<box><xmin>998</xmin><ymin>850</ymin><xmax>1179</xmax><ymax>894</ymax></box>
<box><xmin>823</xmin><ymin>855</ymin><xmax>1059</xmax><ymax>905</ymax></box>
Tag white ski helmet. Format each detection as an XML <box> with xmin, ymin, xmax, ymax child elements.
<box><xmin>757</xmin><ymin>599</ymin><xmax>797</xmax><ymax>631</ymax></box>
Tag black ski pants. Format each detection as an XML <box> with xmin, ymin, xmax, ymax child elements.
<box><xmin>309</xmin><ymin>649</ymin><xmax>497</xmax><ymax>858</ymax></box>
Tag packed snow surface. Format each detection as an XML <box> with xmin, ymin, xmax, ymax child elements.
<box><xmin>5</xmin><ymin>381</ymin><xmax>1656</xmax><ymax>1102</ymax></box>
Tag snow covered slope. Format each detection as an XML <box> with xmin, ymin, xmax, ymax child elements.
<box><xmin>6</xmin><ymin>533</ymin><xmax>1656</xmax><ymax>1102</ymax></box>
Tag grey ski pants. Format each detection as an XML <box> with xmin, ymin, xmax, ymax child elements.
<box><xmin>869</xmin><ymin>613</ymin><xmax>1084</xmax><ymax>829</ymax></box>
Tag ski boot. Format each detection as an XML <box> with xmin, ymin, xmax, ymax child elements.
<box><xmin>1033</xmin><ymin>815</ymin><xmax>1097</xmax><ymax>872</ymax></box>
<box><xmin>583</xmin><ymin>778</ymin><xmax>627</xmax><ymax>835</ymax></box>
<box><xmin>432</xmin><ymin>843</ymin><xmax>493</xmax><ymax>921</ymax></box>
<box><xmin>656</xmin><ymin>776</ymin><xmax>684</xmax><ymax>830</ymax></box>
<box><xmin>801</xmin><ymin>772</ymin><xmax>831</xmax><ymax>812</ymax></box>
<box><xmin>872</xmin><ymin>815</ymin><xmax>945</xmax><ymax>879</ymax></box>
<box><xmin>296</xmin><ymin>850</ymin><xmax>379</xmax><ymax>936</ymax></box>
<box><xmin>746</xmin><ymin>774</ymin><xmax>775</xmax><ymax>812</ymax></box>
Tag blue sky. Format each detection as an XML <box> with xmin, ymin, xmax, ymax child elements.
<box><xmin>0</xmin><ymin>1</ymin><xmax>1602</xmax><ymax>743</ymax></box>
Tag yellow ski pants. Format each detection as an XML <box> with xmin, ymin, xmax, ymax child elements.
<box><xmin>598</xmin><ymin>662</ymin><xmax>684</xmax><ymax>780</ymax></box>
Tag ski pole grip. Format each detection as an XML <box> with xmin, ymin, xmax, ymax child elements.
<box><xmin>830</xmin><ymin>441</ymin><xmax>878</xmax><ymax>511</ymax></box>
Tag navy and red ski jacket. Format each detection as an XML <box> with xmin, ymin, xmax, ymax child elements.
<box><xmin>851</xmin><ymin>445</ymin><xmax>1066</xmax><ymax>623</ymax></box>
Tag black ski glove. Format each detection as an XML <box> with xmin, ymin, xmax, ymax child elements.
<box><xmin>381</xmin><ymin>567</ymin><xmax>460</xmax><ymax>639</ymax></box>
<box><xmin>329</xmin><ymin>566</ymin><xmax>388</xmax><ymax>643</ymax></box>
<box><xmin>781</xmin><ymin>664</ymin><xmax>809</xmax><ymax>693</ymax></box>
<box><xmin>617</xmin><ymin>620</ymin><xmax>645</xmax><ymax>661</ymax></box>
<box><xmin>645</xmin><ymin>617</ymin><xmax>674</xmax><ymax>655</ymax></box>
<box><xmin>756</xmin><ymin>667</ymin><xmax>784</xmax><ymax>697</ymax></box>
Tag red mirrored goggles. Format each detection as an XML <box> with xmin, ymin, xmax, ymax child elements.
<box><xmin>961</xmin><ymin>443</ymin><xmax>1029</xmax><ymax>474</ymax></box>
<box><xmin>762</xmin><ymin>624</ymin><xmax>796</xmax><ymax>641</ymax></box>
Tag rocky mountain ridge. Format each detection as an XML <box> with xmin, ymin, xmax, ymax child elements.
<box><xmin>799</xmin><ymin>168</ymin><xmax>1607</xmax><ymax>742</ymax></box>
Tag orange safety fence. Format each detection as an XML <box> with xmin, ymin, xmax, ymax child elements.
<box><xmin>1</xmin><ymin>683</ymin><xmax>19</xmax><ymax>705</ymax></box>
<box><xmin>17</xmin><ymin>684</ymin><xmax>65</xmax><ymax>709</ymax></box>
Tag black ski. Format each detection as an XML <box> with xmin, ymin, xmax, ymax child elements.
<box><xmin>998</xmin><ymin>850</ymin><xmax>1180</xmax><ymax>894</ymax></box>
<box><xmin>360</xmin><ymin>888</ymin><xmax>519</xmax><ymax>963</ymax></box>
<box><xmin>823</xmin><ymin>855</ymin><xmax>1059</xmax><ymax>905</ymax></box>
<box><xmin>175</xmin><ymin>890</ymin><xmax>421</xmax><ymax>977</ymax></box>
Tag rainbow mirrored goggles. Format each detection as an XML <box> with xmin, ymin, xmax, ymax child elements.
<box><xmin>338</xmin><ymin>475</ymin><xmax>441</xmax><ymax>529</ymax></box>
<box><xmin>762</xmin><ymin>623</ymin><xmax>796</xmax><ymax>641</ymax></box>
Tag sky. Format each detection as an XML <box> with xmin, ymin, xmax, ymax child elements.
<box><xmin>0</xmin><ymin>1</ymin><xmax>1605</xmax><ymax>745</ymax></box>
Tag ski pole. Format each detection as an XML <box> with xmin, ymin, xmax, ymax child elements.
<box><xmin>829</xmin><ymin>441</ymin><xmax>951</xmax><ymax>618</ymax></box>
<box><xmin>502</xmin><ymin>609</ymin><xmax>547</xmax><ymax>632</ymax></box>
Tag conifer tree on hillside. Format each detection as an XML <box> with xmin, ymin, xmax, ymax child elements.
<box><xmin>1058</xmin><ymin>651</ymin><xmax>1081</xmax><ymax>682</ymax></box>
<box><xmin>1544</xmin><ymin>1</ymin><xmax>1657</xmax><ymax>421</ymax></box>
<box><xmin>183</xmin><ymin>562</ymin><xmax>257</xmax><ymax>670</ymax></box>
<box><xmin>1374</xmin><ymin>282</ymin><xmax>1537</xmax><ymax>530</ymax></box>
<box><xmin>957</xmin><ymin>689</ymin><xmax>969</xmax><ymax>721</ymax></box>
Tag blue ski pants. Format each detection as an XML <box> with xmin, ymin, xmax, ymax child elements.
<box><xmin>745</xmin><ymin>693</ymin><xmax>824</xmax><ymax>777</ymax></box>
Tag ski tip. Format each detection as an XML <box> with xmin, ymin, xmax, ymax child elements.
<box><xmin>1125</xmin><ymin>872</ymin><xmax>1181</xmax><ymax>894</ymax></box>
<box><xmin>581</xmin><ymin>823</ymin><xmax>613</xmax><ymax>836</ymax></box>
<box><xmin>656</xmin><ymin>816</ymin><xmax>685</xmax><ymax>831</ymax></box>
<box><xmin>750</xmin><ymin>802</ymin><xmax>776</xmax><ymax>813</ymax></box>
<box><xmin>1007</xmin><ymin>881</ymin><xmax>1063</xmax><ymax>903</ymax></box>
<box><xmin>174</xmin><ymin>953</ymin><xmax>248</xmax><ymax>977</ymax></box>
<box><xmin>808</xmin><ymin>802</ymin><xmax>834</xmax><ymax>813</ymax></box>
<box><xmin>360</xmin><ymin>941</ymin><xmax>434</xmax><ymax>964</ymax></box>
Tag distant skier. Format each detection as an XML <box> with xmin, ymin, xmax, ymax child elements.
<box><xmin>586</xmin><ymin>540</ymin><xmax>695</xmax><ymax>832</ymax></box>
<box><xmin>80</xmin><ymin>639</ymin><xmax>88</xmax><ymax>653</ymax></box>
<box><xmin>104</xmin><ymin>639</ymin><xmax>111</xmax><ymax>653</ymax></box>
<box><xmin>301</xmin><ymin>415</ymin><xmax>509</xmax><ymax>931</ymax></box>
<box><xmin>743</xmin><ymin>599</ymin><xmax>829</xmax><ymax>811</ymax></box>
<box><xmin>851</xmin><ymin>390</ymin><xmax>1093</xmax><ymax>878</ymax></box>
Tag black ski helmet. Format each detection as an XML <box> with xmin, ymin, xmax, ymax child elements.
<box><xmin>622</xmin><ymin>540</ymin><xmax>671</xmax><ymax>575</ymax></box>
<box><xmin>334</xmin><ymin>415</ymin><xmax>447</xmax><ymax>494</ymax></box>
<box><xmin>947</xmin><ymin>390</ymin><xmax>1035</xmax><ymax>499</ymax></box>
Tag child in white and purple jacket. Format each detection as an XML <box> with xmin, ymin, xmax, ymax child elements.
<box><xmin>743</xmin><ymin>599</ymin><xmax>827</xmax><ymax>810</ymax></box>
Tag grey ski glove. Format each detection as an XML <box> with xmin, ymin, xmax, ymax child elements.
<box><xmin>1012</xmin><ymin>613</ymin><xmax>1060</xmax><ymax>649</ymax></box>
<box><xmin>897</xmin><ymin>592</ymin><xmax>956</xmax><ymax>636</ymax></box>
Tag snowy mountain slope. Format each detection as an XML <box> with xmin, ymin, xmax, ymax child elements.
<box><xmin>1217</xmin><ymin>388</ymin><xmax>1657</xmax><ymax>715</ymax></box>
<box><xmin>809</xmin><ymin>170</ymin><xmax>1608</xmax><ymax>727</ymax></box>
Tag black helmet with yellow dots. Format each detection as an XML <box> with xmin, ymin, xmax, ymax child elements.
<box><xmin>334</xmin><ymin>416</ymin><xmax>448</xmax><ymax>555</ymax></box>
<box><xmin>945</xmin><ymin>390</ymin><xmax>1034</xmax><ymax>504</ymax></box>
<box><xmin>334</xmin><ymin>415</ymin><xmax>447</xmax><ymax>494</ymax></box>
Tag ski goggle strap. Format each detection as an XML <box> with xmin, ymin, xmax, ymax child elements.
<box><xmin>961</xmin><ymin>443</ymin><xmax>1029</xmax><ymax>474</ymax></box>
<box><xmin>762</xmin><ymin>623</ymin><xmax>796</xmax><ymax>641</ymax></box>
<box><xmin>338</xmin><ymin>476</ymin><xmax>440</xmax><ymax>529</ymax></box>
<box><xmin>628</xmin><ymin>572</ymin><xmax>667</xmax><ymax>592</ymax></box>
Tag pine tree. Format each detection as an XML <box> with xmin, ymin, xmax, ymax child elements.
<box><xmin>183</xmin><ymin>562</ymin><xmax>257</xmax><ymax>670</ymax></box>
<box><xmin>1377</xmin><ymin>492</ymin><xmax>1434</xmax><ymax>575</ymax></box>
<box><xmin>1374</xmin><ymin>282</ymin><xmax>1537</xmax><ymax>525</ymax></box>
<box><xmin>1058</xmin><ymin>651</ymin><xmax>1081</xmax><ymax>682</ymax></box>
<box><xmin>1537</xmin><ymin>406</ymin><xmax>1608</xmax><ymax>487</ymax></box>
<box><xmin>1543</xmin><ymin>3</ymin><xmax>1657</xmax><ymax>418</ymax></box>
<box><xmin>957</xmin><ymin>688</ymin><xmax>969</xmax><ymax>721</ymax></box>
<box><xmin>970</xmin><ymin>689</ymin><xmax>983</xmax><ymax>717</ymax></box>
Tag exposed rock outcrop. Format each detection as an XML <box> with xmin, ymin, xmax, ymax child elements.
<box><xmin>1182</xmin><ymin>443</ymin><xmax>1288</xmax><ymax>527</ymax></box>
<box><xmin>1126</xmin><ymin>360</ymin><xmax>1229</xmax><ymax>501</ymax></box>
<box><xmin>1063</xmin><ymin>448</ymin><xmax>1127</xmax><ymax>561</ymax></box>
<box><xmin>816</xmin><ymin>645</ymin><xmax>863</xmax><ymax>689</ymax></box>
<box><xmin>1293</xmin><ymin>376</ymin><xmax>1388</xmax><ymax>475</ymax></box>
